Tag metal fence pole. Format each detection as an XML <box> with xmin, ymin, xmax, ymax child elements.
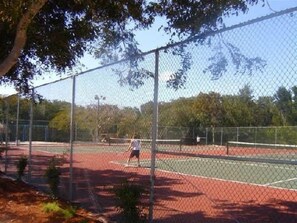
<box><xmin>15</xmin><ymin>92</ymin><xmax>20</xmax><ymax>146</ymax></box>
<box><xmin>205</xmin><ymin>127</ymin><xmax>208</xmax><ymax>145</ymax></box>
<box><xmin>149</xmin><ymin>49</ymin><xmax>159</xmax><ymax>223</ymax></box>
<box><xmin>275</xmin><ymin>127</ymin><xmax>278</xmax><ymax>146</ymax></box>
<box><xmin>220</xmin><ymin>127</ymin><xmax>223</xmax><ymax>145</ymax></box>
<box><xmin>4</xmin><ymin>99</ymin><xmax>9</xmax><ymax>174</ymax></box>
<box><xmin>69</xmin><ymin>75</ymin><xmax>76</xmax><ymax>201</ymax></box>
<box><xmin>254</xmin><ymin>127</ymin><xmax>256</xmax><ymax>148</ymax></box>
<box><xmin>28</xmin><ymin>90</ymin><xmax>34</xmax><ymax>182</ymax></box>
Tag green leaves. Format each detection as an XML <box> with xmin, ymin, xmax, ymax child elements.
<box><xmin>1</xmin><ymin>0</ymin><xmax>265</xmax><ymax>93</ymax></box>
<box><xmin>44</xmin><ymin>156</ymin><xmax>62</xmax><ymax>196</ymax></box>
<box><xmin>16</xmin><ymin>155</ymin><xmax>28</xmax><ymax>181</ymax></box>
<box><xmin>113</xmin><ymin>180</ymin><xmax>147</xmax><ymax>223</ymax></box>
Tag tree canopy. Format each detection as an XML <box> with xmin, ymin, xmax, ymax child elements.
<box><xmin>2</xmin><ymin>85</ymin><xmax>297</xmax><ymax>143</ymax></box>
<box><xmin>0</xmin><ymin>0</ymin><xmax>264</xmax><ymax>93</ymax></box>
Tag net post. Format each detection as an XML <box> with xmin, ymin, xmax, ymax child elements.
<box><xmin>226</xmin><ymin>141</ymin><xmax>229</xmax><ymax>155</ymax></box>
<box><xmin>179</xmin><ymin>139</ymin><xmax>182</xmax><ymax>151</ymax></box>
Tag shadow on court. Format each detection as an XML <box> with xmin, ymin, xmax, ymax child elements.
<box><xmin>2</xmin><ymin>147</ymin><xmax>297</xmax><ymax>223</ymax></box>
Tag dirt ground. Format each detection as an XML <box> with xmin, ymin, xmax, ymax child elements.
<box><xmin>0</xmin><ymin>172</ymin><xmax>109</xmax><ymax>223</ymax></box>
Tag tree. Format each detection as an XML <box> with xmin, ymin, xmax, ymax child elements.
<box><xmin>274</xmin><ymin>86</ymin><xmax>292</xmax><ymax>125</ymax></box>
<box><xmin>193</xmin><ymin>92</ymin><xmax>224</xmax><ymax>127</ymax></box>
<box><xmin>159</xmin><ymin>98</ymin><xmax>196</xmax><ymax>127</ymax></box>
<box><xmin>0</xmin><ymin>0</ymin><xmax>265</xmax><ymax>93</ymax></box>
<box><xmin>239</xmin><ymin>84</ymin><xmax>254</xmax><ymax>103</ymax></box>
<box><xmin>222</xmin><ymin>95</ymin><xmax>255</xmax><ymax>127</ymax></box>
<box><xmin>255</xmin><ymin>96</ymin><xmax>277</xmax><ymax>126</ymax></box>
<box><xmin>117</xmin><ymin>107</ymin><xmax>140</xmax><ymax>137</ymax></box>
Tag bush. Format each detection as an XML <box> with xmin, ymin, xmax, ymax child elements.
<box><xmin>16</xmin><ymin>155</ymin><xmax>28</xmax><ymax>181</ymax></box>
<box><xmin>0</xmin><ymin>146</ymin><xmax>6</xmax><ymax>158</ymax></box>
<box><xmin>44</xmin><ymin>156</ymin><xmax>61</xmax><ymax>197</ymax></box>
<box><xmin>113</xmin><ymin>180</ymin><xmax>147</xmax><ymax>223</ymax></box>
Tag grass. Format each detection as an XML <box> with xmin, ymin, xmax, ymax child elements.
<box><xmin>42</xmin><ymin>201</ymin><xmax>77</xmax><ymax>219</ymax></box>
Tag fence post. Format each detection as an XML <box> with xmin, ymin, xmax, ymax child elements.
<box><xmin>4</xmin><ymin>99</ymin><xmax>9</xmax><ymax>174</ymax></box>
<box><xmin>205</xmin><ymin>127</ymin><xmax>208</xmax><ymax>145</ymax></box>
<box><xmin>15</xmin><ymin>92</ymin><xmax>20</xmax><ymax>146</ymax></box>
<box><xmin>220</xmin><ymin>127</ymin><xmax>223</xmax><ymax>146</ymax></box>
<box><xmin>275</xmin><ymin>127</ymin><xmax>278</xmax><ymax>146</ymax></box>
<box><xmin>28</xmin><ymin>90</ymin><xmax>34</xmax><ymax>182</ymax></box>
<box><xmin>254</xmin><ymin>127</ymin><xmax>257</xmax><ymax>144</ymax></box>
<box><xmin>69</xmin><ymin>75</ymin><xmax>76</xmax><ymax>201</ymax></box>
<box><xmin>149</xmin><ymin>49</ymin><xmax>159</xmax><ymax>223</ymax></box>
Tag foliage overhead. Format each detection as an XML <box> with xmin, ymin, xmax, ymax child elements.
<box><xmin>0</xmin><ymin>0</ymin><xmax>266</xmax><ymax>93</ymax></box>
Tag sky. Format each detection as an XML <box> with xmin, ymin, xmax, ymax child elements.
<box><xmin>1</xmin><ymin>0</ymin><xmax>297</xmax><ymax>97</ymax></box>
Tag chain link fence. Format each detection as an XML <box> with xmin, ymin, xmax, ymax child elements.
<box><xmin>1</xmin><ymin>7</ymin><xmax>297</xmax><ymax>223</ymax></box>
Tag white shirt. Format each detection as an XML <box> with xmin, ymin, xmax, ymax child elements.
<box><xmin>130</xmin><ymin>139</ymin><xmax>141</xmax><ymax>150</ymax></box>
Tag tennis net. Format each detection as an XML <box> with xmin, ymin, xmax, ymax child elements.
<box><xmin>226</xmin><ymin>141</ymin><xmax>297</xmax><ymax>164</ymax></box>
<box><xmin>108</xmin><ymin>138</ymin><xmax>182</xmax><ymax>151</ymax></box>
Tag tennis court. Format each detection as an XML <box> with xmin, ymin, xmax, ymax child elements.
<box><xmin>149</xmin><ymin>156</ymin><xmax>297</xmax><ymax>190</ymax></box>
<box><xmin>21</xmin><ymin>138</ymin><xmax>183</xmax><ymax>154</ymax></box>
<box><xmin>106</xmin><ymin>151</ymin><xmax>297</xmax><ymax>191</ymax></box>
<box><xmin>3</xmin><ymin>137</ymin><xmax>296</xmax><ymax>222</ymax></box>
<box><xmin>23</xmin><ymin>140</ymin><xmax>297</xmax><ymax>192</ymax></box>
<box><xmin>11</xmin><ymin>136</ymin><xmax>297</xmax><ymax>222</ymax></box>
<box><xmin>70</xmin><ymin>139</ymin><xmax>296</xmax><ymax>191</ymax></box>
<box><xmin>68</xmin><ymin>141</ymin><xmax>297</xmax><ymax>222</ymax></box>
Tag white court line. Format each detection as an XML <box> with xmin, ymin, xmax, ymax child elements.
<box><xmin>264</xmin><ymin>178</ymin><xmax>297</xmax><ymax>186</ymax></box>
<box><xmin>110</xmin><ymin>159</ymin><xmax>297</xmax><ymax>191</ymax></box>
<box><xmin>171</xmin><ymin>157</ymin><xmax>297</xmax><ymax>171</ymax></box>
<box><xmin>155</xmin><ymin>166</ymin><xmax>297</xmax><ymax>192</ymax></box>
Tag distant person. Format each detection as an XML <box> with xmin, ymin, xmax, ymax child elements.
<box><xmin>196</xmin><ymin>136</ymin><xmax>200</xmax><ymax>144</ymax></box>
<box><xmin>126</xmin><ymin>134</ymin><xmax>141</xmax><ymax>167</ymax></box>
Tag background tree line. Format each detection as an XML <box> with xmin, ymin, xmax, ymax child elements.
<box><xmin>1</xmin><ymin>84</ymin><xmax>297</xmax><ymax>142</ymax></box>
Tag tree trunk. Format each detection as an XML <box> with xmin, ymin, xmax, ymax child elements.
<box><xmin>0</xmin><ymin>0</ymin><xmax>48</xmax><ymax>77</ymax></box>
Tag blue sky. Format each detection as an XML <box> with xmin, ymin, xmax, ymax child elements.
<box><xmin>1</xmin><ymin>0</ymin><xmax>297</xmax><ymax>97</ymax></box>
<box><xmin>30</xmin><ymin>3</ymin><xmax>297</xmax><ymax>111</ymax></box>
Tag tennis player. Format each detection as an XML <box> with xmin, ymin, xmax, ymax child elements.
<box><xmin>126</xmin><ymin>134</ymin><xmax>141</xmax><ymax>167</ymax></box>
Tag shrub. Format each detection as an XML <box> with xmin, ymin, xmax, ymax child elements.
<box><xmin>44</xmin><ymin>156</ymin><xmax>61</xmax><ymax>197</ymax></box>
<box><xmin>113</xmin><ymin>180</ymin><xmax>147</xmax><ymax>223</ymax></box>
<box><xmin>16</xmin><ymin>155</ymin><xmax>28</xmax><ymax>181</ymax></box>
<box><xmin>0</xmin><ymin>147</ymin><xmax>3</xmax><ymax>158</ymax></box>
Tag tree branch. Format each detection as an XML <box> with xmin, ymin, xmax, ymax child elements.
<box><xmin>0</xmin><ymin>0</ymin><xmax>48</xmax><ymax>77</ymax></box>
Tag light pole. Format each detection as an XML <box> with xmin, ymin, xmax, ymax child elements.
<box><xmin>94</xmin><ymin>95</ymin><xmax>105</xmax><ymax>142</ymax></box>
<box><xmin>15</xmin><ymin>92</ymin><xmax>20</xmax><ymax>146</ymax></box>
